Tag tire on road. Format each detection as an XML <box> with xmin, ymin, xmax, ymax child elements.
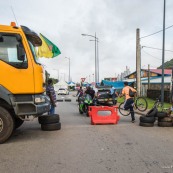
<box><xmin>41</xmin><ymin>122</ymin><xmax>61</xmax><ymax>131</ymax></box>
<box><xmin>15</xmin><ymin>118</ymin><xmax>24</xmax><ymax>129</ymax></box>
<box><xmin>38</xmin><ymin>114</ymin><xmax>60</xmax><ymax>125</ymax></box>
<box><xmin>0</xmin><ymin>106</ymin><xmax>14</xmax><ymax>144</ymax></box>
<box><xmin>139</xmin><ymin>122</ymin><xmax>154</xmax><ymax>127</ymax></box>
<box><xmin>158</xmin><ymin>121</ymin><xmax>172</xmax><ymax>127</ymax></box>
<box><xmin>158</xmin><ymin>117</ymin><xmax>172</xmax><ymax>122</ymax></box>
<box><xmin>140</xmin><ymin>116</ymin><xmax>155</xmax><ymax>123</ymax></box>
<box><xmin>65</xmin><ymin>99</ymin><xmax>71</xmax><ymax>102</ymax></box>
<box><xmin>156</xmin><ymin>111</ymin><xmax>168</xmax><ymax>118</ymax></box>
<box><xmin>146</xmin><ymin>107</ymin><xmax>158</xmax><ymax>117</ymax></box>
<box><xmin>56</xmin><ymin>99</ymin><xmax>63</xmax><ymax>102</ymax></box>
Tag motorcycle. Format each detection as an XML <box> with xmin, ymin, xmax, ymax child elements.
<box><xmin>78</xmin><ymin>94</ymin><xmax>93</xmax><ymax>116</ymax></box>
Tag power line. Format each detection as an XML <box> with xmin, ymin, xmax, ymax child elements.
<box><xmin>140</xmin><ymin>24</ymin><xmax>173</xmax><ymax>39</ymax></box>
<box><xmin>142</xmin><ymin>46</ymin><xmax>173</xmax><ymax>52</ymax></box>
<box><xmin>142</xmin><ymin>49</ymin><xmax>161</xmax><ymax>60</ymax></box>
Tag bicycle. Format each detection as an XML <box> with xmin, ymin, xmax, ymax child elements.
<box><xmin>150</xmin><ymin>97</ymin><xmax>171</xmax><ymax>113</ymax></box>
<box><xmin>118</xmin><ymin>96</ymin><xmax>148</xmax><ymax>116</ymax></box>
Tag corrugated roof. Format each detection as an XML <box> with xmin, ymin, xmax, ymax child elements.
<box><xmin>147</xmin><ymin>69</ymin><xmax>172</xmax><ymax>75</ymax></box>
<box><xmin>125</xmin><ymin>69</ymin><xmax>172</xmax><ymax>78</ymax></box>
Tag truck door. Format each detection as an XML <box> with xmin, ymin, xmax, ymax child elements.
<box><xmin>0</xmin><ymin>33</ymin><xmax>34</xmax><ymax>94</ymax></box>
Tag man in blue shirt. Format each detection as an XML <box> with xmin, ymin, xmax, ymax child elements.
<box><xmin>46</xmin><ymin>79</ymin><xmax>57</xmax><ymax>115</ymax></box>
<box><xmin>110</xmin><ymin>85</ymin><xmax>118</xmax><ymax>105</ymax></box>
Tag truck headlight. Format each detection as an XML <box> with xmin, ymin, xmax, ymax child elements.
<box><xmin>35</xmin><ymin>95</ymin><xmax>46</xmax><ymax>103</ymax></box>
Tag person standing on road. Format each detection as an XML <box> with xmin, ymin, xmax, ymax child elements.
<box><xmin>110</xmin><ymin>85</ymin><xmax>119</xmax><ymax>105</ymax></box>
<box><xmin>120</xmin><ymin>81</ymin><xmax>137</xmax><ymax>123</ymax></box>
<box><xmin>46</xmin><ymin>79</ymin><xmax>57</xmax><ymax>115</ymax></box>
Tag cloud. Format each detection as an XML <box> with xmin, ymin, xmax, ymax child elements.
<box><xmin>1</xmin><ymin>0</ymin><xmax>173</xmax><ymax>82</ymax></box>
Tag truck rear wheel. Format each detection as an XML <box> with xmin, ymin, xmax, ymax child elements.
<box><xmin>0</xmin><ymin>106</ymin><xmax>14</xmax><ymax>144</ymax></box>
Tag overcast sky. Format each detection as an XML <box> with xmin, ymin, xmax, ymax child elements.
<box><xmin>1</xmin><ymin>0</ymin><xmax>173</xmax><ymax>82</ymax></box>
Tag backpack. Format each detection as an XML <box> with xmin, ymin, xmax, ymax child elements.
<box><xmin>129</xmin><ymin>88</ymin><xmax>135</xmax><ymax>97</ymax></box>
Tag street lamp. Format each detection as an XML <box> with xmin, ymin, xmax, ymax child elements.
<box><xmin>65</xmin><ymin>57</ymin><xmax>70</xmax><ymax>82</ymax></box>
<box><xmin>90</xmin><ymin>39</ymin><xmax>99</xmax><ymax>83</ymax></box>
<box><xmin>81</xmin><ymin>33</ymin><xmax>99</xmax><ymax>84</ymax></box>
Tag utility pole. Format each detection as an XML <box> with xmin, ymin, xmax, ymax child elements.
<box><xmin>161</xmin><ymin>0</ymin><xmax>166</xmax><ymax>105</ymax></box>
<box><xmin>148</xmin><ymin>64</ymin><xmax>150</xmax><ymax>90</ymax></box>
<box><xmin>97</xmin><ymin>38</ymin><xmax>99</xmax><ymax>83</ymax></box>
<box><xmin>136</xmin><ymin>28</ymin><xmax>141</xmax><ymax>96</ymax></box>
<box><xmin>172</xmin><ymin>67</ymin><xmax>173</xmax><ymax>103</ymax></box>
<box><xmin>95</xmin><ymin>32</ymin><xmax>97</xmax><ymax>83</ymax></box>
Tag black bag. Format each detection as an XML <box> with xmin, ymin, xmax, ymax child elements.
<box><xmin>129</xmin><ymin>88</ymin><xmax>135</xmax><ymax>97</ymax></box>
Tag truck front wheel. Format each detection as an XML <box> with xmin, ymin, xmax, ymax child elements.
<box><xmin>0</xmin><ymin>106</ymin><xmax>14</xmax><ymax>144</ymax></box>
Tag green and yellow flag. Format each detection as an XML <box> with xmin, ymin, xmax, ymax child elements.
<box><xmin>37</xmin><ymin>33</ymin><xmax>61</xmax><ymax>58</ymax></box>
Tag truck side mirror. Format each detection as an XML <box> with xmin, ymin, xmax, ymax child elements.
<box><xmin>17</xmin><ymin>43</ymin><xmax>25</xmax><ymax>61</ymax></box>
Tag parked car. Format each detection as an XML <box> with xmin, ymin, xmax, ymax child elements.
<box><xmin>96</xmin><ymin>86</ymin><xmax>112</xmax><ymax>105</ymax></box>
<box><xmin>57</xmin><ymin>88</ymin><xmax>69</xmax><ymax>95</ymax></box>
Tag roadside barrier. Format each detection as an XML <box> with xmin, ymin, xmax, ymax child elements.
<box><xmin>88</xmin><ymin>106</ymin><xmax>120</xmax><ymax>125</ymax></box>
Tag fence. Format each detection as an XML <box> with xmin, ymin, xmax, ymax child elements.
<box><xmin>147</xmin><ymin>89</ymin><xmax>171</xmax><ymax>103</ymax></box>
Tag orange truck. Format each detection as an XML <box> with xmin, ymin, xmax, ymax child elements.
<box><xmin>0</xmin><ymin>22</ymin><xmax>50</xmax><ymax>143</ymax></box>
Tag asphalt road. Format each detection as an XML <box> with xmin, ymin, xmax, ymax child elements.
<box><xmin>1</xmin><ymin>91</ymin><xmax>173</xmax><ymax>173</ymax></box>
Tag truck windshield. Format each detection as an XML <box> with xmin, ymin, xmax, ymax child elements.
<box><xmin>28</xmin><ymin>41</ymin><xmax>40</xmax><ymax>64</ymax></box>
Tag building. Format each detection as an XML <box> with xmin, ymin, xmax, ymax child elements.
<box><xmin>124</xmin><ymin>69</ymin><xmax>172</xmax><ymax>97</ymax></box>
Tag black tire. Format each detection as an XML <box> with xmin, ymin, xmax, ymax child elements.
<box><xmin>118</xmin><ymin>103</ymin><xmax>130</xmax><ymax>116</ymax></box>
<box><xmin>15</xmin><ymin>118</ymin><xmax>24</xmax><ymax>129</ymax></box>
<box><xmin>41</xmin><ymin>122</ymin><xmax>61</xmax><ymax>131</ymax></box>
<box><xmin>140</xmin><ymin>116</ymin><xmax>156</xmax><ymax>123</ymax></box>
<box><xmin>156</xmin><ymin>111</ymin><xmax>168</xmax><ymax>118</ymax></box>
<box><xmin>136</xmin><ymin>97</ymin><xmax>148</xmax><ymax>112</ymax></box>
<box><xmin>146</xmin><ymin>107</ymin><xmax>158</xmax><ymax>117</ymax></box>
<box><xmin>139</xmin><ymin>122</ymin><xmax>154</xmax><ymax>127</ymax></box>
<box><xmin>38</xmin><ymin>114</ymin><xmax>60</xmax><ymax>125</ymax></box>
<box><xmin>0</xmin><ymin>106</ymin><xmax>14</xmax><ymax>144</ymax></box>
<box><xmin>158</xmin><ymin>121</ymin><xmax>172</xmax><ymax>127</ymax></box>
<box><xmin>65</xmin><ymin>99</ymin><xmax>71</xmax><ymax>102</ymax></box>
<box><xmin>158</xmin><ymin>117</ymin><xmax>172</xmax><ymax>122</ymax></box>
<box><xmin>56</xmin><ymin>99</ymin><xmax>63</xmax><ymax>102</ymax></box>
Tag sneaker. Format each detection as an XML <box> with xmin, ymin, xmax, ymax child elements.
<box><xmin>131</xmin><ymin>120</ymin><xmax>135</xmax><ymax>123</ymax></box>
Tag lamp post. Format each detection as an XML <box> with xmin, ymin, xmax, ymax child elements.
<box><xmin>90</xmin><ymin>39</ymin><xmax>99</xmax><ymax>83</ymax></box>
<box><xmin>81</xmin><ymin>33</ymin><xmax>99</xmax><ymax>84</ymax></box>
<box><xmin>65</xmin><ymin>57</ymin><xmax>70</xmax><ymax>82</ymax></box>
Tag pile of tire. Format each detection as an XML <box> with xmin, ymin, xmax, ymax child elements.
<box><xmin>139</xmin><ymin>107</ymin><xmax>157</xmax><ymax>127</ymax></box>
<box><xmin>157</xmin><ymin>111</ymin><xmax>173</xmax><ymax>127</ymax></box>
<box><xmin>38</xmin><ymin>114</ymin><xmax>61</xmax><ymax>131</ymax></box>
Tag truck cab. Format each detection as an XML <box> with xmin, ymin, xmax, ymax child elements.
<box><xmin>0</xmin><ymin>22</ymin><xmax>50</xmax><ymax>143</ymax></box>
